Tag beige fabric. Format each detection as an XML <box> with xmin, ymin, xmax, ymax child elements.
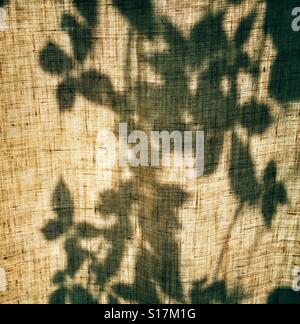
<box><xmin>0</xmin><ymin>0</ymin><xmax>299</xmax><ymax>304</ymax></box>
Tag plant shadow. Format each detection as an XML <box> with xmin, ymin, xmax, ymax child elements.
<box><xmin>40</xmin><ymin>0</ymin><xmax>291</xmax><ymax>304</ymax></box>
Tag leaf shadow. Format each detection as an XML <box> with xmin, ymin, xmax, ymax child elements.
<box><xmin>40</xmin><ymin>0</ymin><xmax>290</xmax><ymax>304</ymax></box>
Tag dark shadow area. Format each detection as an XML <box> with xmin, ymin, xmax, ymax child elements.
<box><xmin>43</xmin><ymin>180</ymin><xmax>136</xmax><ymax>304</ymax></box>
<box><xmin>191</xmin><ymin>279</ymin><xmax>244</xmax><ymax>304</ymax></box>
<box><xmin>40</xmin><ymin>0</ymin><xmax>291</xmax><ymax>304</ymax></box>
<box><xmin>262</xmin><ymin>161</ymin><xmax>288</xmax><ymax>227</ymax></box>
<box><xmin>265</xmin><ymin>0</ymin><xmax>300</xmax><ymax>103</ymax></box>
<box><xmin>42</xmin><ymin>179</ymin><xmax>74</xmax><ymax>241</ymax></box>
<box><xmin>39</xmin><ymin>0</ymin><xmax>101</xmax><ymax>111</ymax></box>
<box><xmin>112</xmin><ymin>0</ymin><xmax>156</xmax><ymax>39</ymax></box>
<box><xmin>111</xmin><ymin>184</ymin><xmax>188</xmax><ymax>303</ymax></box>
<box><xmin>40</xmin><ymin>42</ymin><xmax>74</xmax><ymax>75</ymax></box>
<box><xmin>0</xmin><ymin>0</ymin><xmax>8</xmax><ymax>7</ymax></box>
<box><xmin>61</xmin><ymin>14</ymin><xmax>94</xmax><ymax>63</ymax></box>
<box><xmin>268</xmin><ymin>288</ymin><xmax>300</xmax><ymax>304</ymax></box>
<box><xmin>73</xmin><ymin>0</ymin><xmax>98</xmax><ymax>27</ymax></box>
<box><xmin>229</xmin><ymin>133</ymin><xmax>261</xmax><ymax>205</ymax></box>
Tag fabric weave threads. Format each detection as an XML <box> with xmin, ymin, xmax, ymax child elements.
<box><xmin>0</xmin><ymin>0</ymin><xmax>299</xmax><ymax>304</ymax></box>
